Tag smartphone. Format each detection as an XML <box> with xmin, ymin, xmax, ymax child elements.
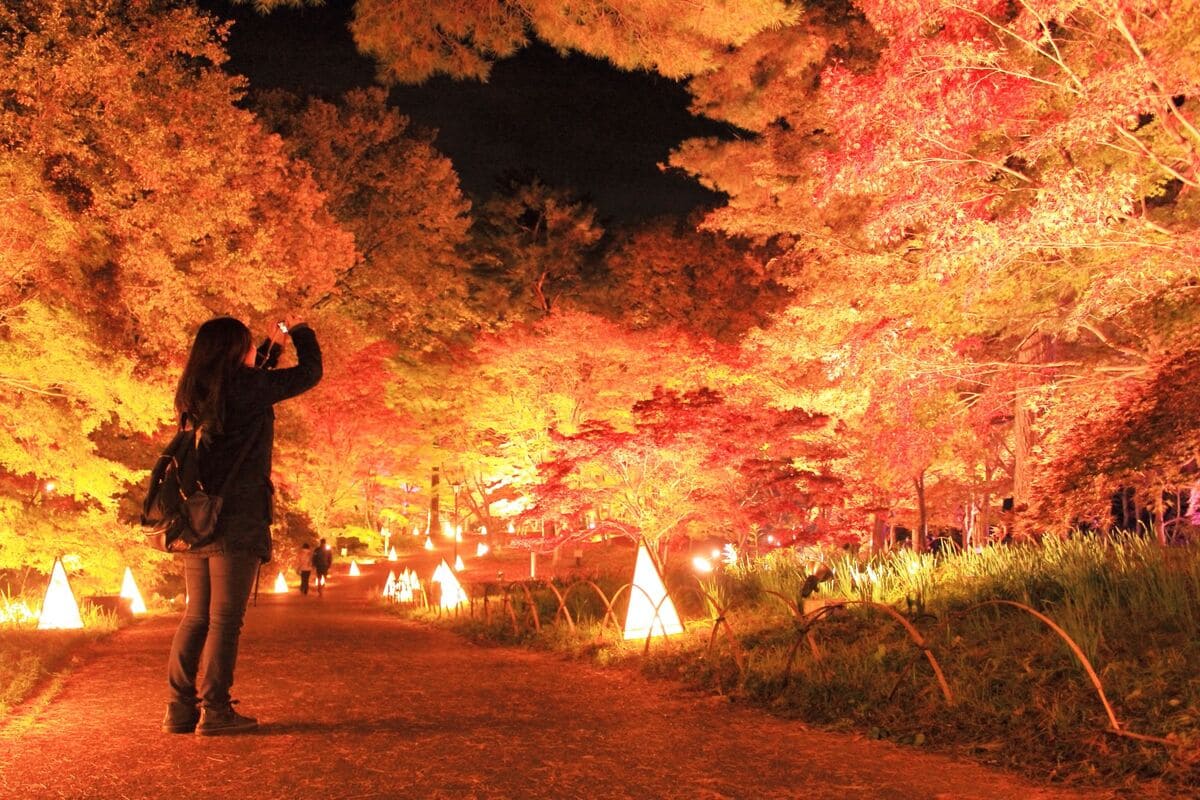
<box><xmin>277</xmin><ymin>322</ymin><xmax>288</xmax><ymax>334</ymax></box>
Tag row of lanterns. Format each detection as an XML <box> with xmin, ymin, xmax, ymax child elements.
<box><xmin>31</xmin><ymin>538</ymin><xmax>684</xmax><ymax>644</ymax></box>
<box><xmin>378</xmin><ymin>541</ymin><xmax>683</xmax><ymax>640</ymax></box>
<box><xmin>382</xmin><ymin>568</ymin><xmax>420</xmax><ymax>603</ymax></box>
<box><xmin>32</xmin><ymin>558</ymin><xmax>146</xmax><ymax>631</ymax></box>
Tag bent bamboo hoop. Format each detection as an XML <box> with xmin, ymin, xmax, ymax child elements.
<box><xmin>545</xmin><ymin>581</ymin><xmax>576</xmax><ymax>633</ymax></box>
<box><xmin>761</xmin><ymin>590</ymin><xmax>952</xmax><ymax>705</ymax></box>
<box><xmin>559</xmin><ymin>580</ymin><xmax>624</xmax><ymax>638</ymax></box>
<box><xmin>452</xmin><ymin>573</ymin><xmax>1177</xmax><ymax>749</ymax></box>
<box><xmin>949</xmin><ymin>599</ymin><xmax>1176</xmax><ymax>747</ymax></box>
<box><xmin>690</xmin><ymin>584</ymin><xmax>746</xmax><ymax>678</ymax></box>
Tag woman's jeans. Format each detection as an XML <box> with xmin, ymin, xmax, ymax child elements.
<box><xmin>167</xmin><ymin>554</ymin><xmax>259</xmax><ymax>710</ymax></box>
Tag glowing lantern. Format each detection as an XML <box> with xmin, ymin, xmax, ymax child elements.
<box><xmin>442</xmin><ymin>521</ymin><xmax>454</xmax><ymax>540</ymax></box>
<box><xmin>383</xmin><ymin>570</ymin><xmax>397</xmax><ymax>598</ymax></box>
<box><xmin>273</xmin><ymin>571</ymin><xmax>288</xmax><ymax>593</ymax></box>
<box><xmin>37</xmin><ymin>558</ymin><xmax>83</xmax><ymax>630</ymax></box>
<box><xmin>388</xmin><ymin>547</ymin><xmax>398</xmax><ymax>562</ymax></box>
<box><xmin>721</xmin><ymin>544</ymin><xmax>737</xmax><ymax>565</ymax></box>
<box><xmin>454</xmin><ymin>554</ymin><xmax>465</xmax><ymax>572</ymax></box>
<box><xmin>398</xmin><ymin>570</ymin><xmax>414</xmax><ymax>602</ymax></box>
<box><xmin>622</xmin><ymin>544</ymin><xmax>683</xmax><ymax>641</ymax></box>
<box><xmin>423</xmin><ymin>536</ymin><xmax>434</xmax><ymax>551</ymax></box>
<box><xmin>412</xmin><ymin>525</ymin><xmax>421</xmax><ymax>537</ymax></box>
<box><xmin>431</xmin><ymin>559</ymin><xmax>467</xmax><ymax>608</ymax></box>
<box><xmin>480</xmin><ymin>525</ymin><xmax>487</xmax><ymax>536</ymax></box>
<box><xmin>691</xmin><ymin>556</ymin><xmax>713</xmax><ymax>574</ymax></box>
<box><xmin>476</xmin><ymin>542</ymin><xmax>489</xmax><ymax>557</ymax></box>
<box><xmin>119</xmin><ymin>567</ymin><xmax>147</xmax><ymax>615</ymax></box>
<box><xmin>348</xmin><ymin>560</ymin><xmax>361</xmax><ymax>577</ymax></box>
<box><xmin>507</xmin><ymin>522</ymin><xmax>515</xmax><ymax>534</ymax></box>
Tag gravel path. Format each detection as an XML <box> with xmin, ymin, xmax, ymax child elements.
<box><xmin>0</xmin><ymin>562</ymin><xmax>1103</xmax><ymax>799</ymax></box>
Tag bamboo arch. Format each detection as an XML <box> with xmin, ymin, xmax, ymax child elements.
<box><xmin>403</xmin><ymin>572</ymin><xmax>1177</xmax><ymax>749</ymax></box>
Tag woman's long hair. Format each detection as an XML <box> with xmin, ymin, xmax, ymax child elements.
<box><xmin>174</xmin><ymin>317</ymin><xmax>251</xmax><ymax>433</ymax></box>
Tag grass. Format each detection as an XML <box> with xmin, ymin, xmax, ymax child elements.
<box><xmin>0</xmin><ymin>592</ymin><xmax>122</xmax><ymax>720</ymax></box>
<box><xmin>403</xmin><ymin>534</ymin><xmax>1200</xmax><ymax>796</ymax></box>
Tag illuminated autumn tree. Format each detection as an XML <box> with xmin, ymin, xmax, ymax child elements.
<box><xmin>673</xmin><ymin>0</ymin><xmax>1200</xmax><ymax>538</ymax></box>
<box><xmin>245</xmin><ymin>0</ymin><xmax>793</xmax><ymax>84</ymax></box>
<box><xmin>272</xmin><ymin>320</ymin><xmax>417</xmax><ymax>541</ymax></box>
<box><xmin>395</xmin><ymin>311</ymin><xmax>735</xmax><ymax>536</ymax></box>
<box><xmin>0</xmin><ymin>0</ymin><xmax>353</xmax><ymax>589</ymax></box>
<box><xmin>468</xmin><ymin>178</ymin><xmax>604</xmax><ymax>323</ymax></box>
<box><xmin>255</xmin><ymin>88</ymin><xmax>476</xmax><ymax>351</ymax></box>
<box><xmin>593</xmin><ymin>219</ymin><xmax>789</xmax><ymax>342</ymax></box>
<box><xmin>526</xmin><ymin>387</ymin><xmax>828</xmax><ymax>559</ymax></box>
<box><xmin>1039</xmin><ymin>343</ymin><xmax>1200</xmax><ymax>541</ymax></box>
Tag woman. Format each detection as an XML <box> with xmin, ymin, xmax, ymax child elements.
<box><xmin>162</xmin><ymin>316</ymin><xmax>321</xmax><ymax>736</ymax></box>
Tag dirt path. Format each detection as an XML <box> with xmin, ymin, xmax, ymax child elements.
<box><xmin>0</xmin><ymin>561</ymin><xmax>1103</xmax><ymax>800</ymax></box>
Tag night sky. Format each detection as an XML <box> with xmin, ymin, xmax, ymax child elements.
<box><xmin>198</xmin><ymin>0</ymin><xmax>738</xmax><ymax>224</ymax></box>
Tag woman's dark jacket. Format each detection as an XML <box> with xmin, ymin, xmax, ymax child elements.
<box><xmin>188</xmin><ymin>325</ymin><xmax>322</xmax><ymax>563</ymax></box>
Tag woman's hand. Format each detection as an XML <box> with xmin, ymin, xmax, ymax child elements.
<box><xmin>267</xmin><ymin>323</ymin><xmax>288</xmax><ymax>346</ymax></box>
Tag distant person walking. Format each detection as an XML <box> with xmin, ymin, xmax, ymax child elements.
<box><xmin>163</xmin><ymin>317</ymin><xmax>322</xmax><ymax>736</ymax></box>
<box><xmin>312</xmin><ymin>537</ymin><xmax>333</xmax><ymax>596</ymax></box>
<box><xmin>294</xmin><ymin>543</ymin><xmax>314</xmax><ymax>596</ymax></box>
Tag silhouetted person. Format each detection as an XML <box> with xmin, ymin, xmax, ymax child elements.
<box><xmin>163</xmin><ymin>317</ymin><xmax>321</xmax><ymax>736</ymax></box>
<box><xmin>312</xmin><ymin>537</ymin><xmax>333</xmax><ymax>595</ymax></box>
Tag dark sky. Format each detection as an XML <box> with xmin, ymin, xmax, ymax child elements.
<box><xmin>198</xmin><ymin>0</ymin><xmax>737</xmax><ymax>224</ymax></box>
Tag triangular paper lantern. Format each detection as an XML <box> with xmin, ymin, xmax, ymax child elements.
<box><xmin>348</xmin><ymin>560</ymin><xmax>361</xmax><ymax>576</ymax></box>
<box><xmin>37</xmin><ymin>558</ymin><xmax>83</xmax><ymax>630</ymax></box>
<box><xmin>120</xmin><ymin>567</ymin><xmax>147</xmax><ymax>615</ymax></box>
<box><xmin>273</xmin><ymin>571</ymin><xmax>288</xmax><ymax>593</ymax></box>
<box><xmin>412</xmin><ymin>525</ymin><xmax>420</xmax><ymax>537</ymax></box>
<box><xmin>423</xmin><ymin>536</ymin><xmax>434</xmax><ymax>551</ymax></box>
<box><xmin>476</xmin><ymin>542</ymin><xmax>489</xmax><ymax>557</ymax></box>
<box><xmin>383</xmin><ymin>570</ymin><xmax>397</xmax><ymax>598</ymax></box>
<box><xmin>387</xmin><ymin>547</ymin><xmax>398</xmax><ymax>562</ymax></box>
<box><xmin>623</xmin><ymin>544</ymin><xmax>683</xmax><ymax>641</ymax></box>
<box><xmin>454</xmin><ymin>554</ymin><xmax>465</xmax><ymax>572</ymax></box>
<box><xmin>431</xmin><ymin>559</ymin><xmax>466</xmax><ymax>608</ymax></box>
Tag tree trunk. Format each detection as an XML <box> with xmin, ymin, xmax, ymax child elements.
<box><xmin>914</xmin><ymin>472</ymin><xmax>928</xmax><ymax>553</ymax></box>
<box><xmin>978</xmin><ymin>484</ymin><xmax>991</xmax><ymax>549</ymax></box>
<box><xmin>429</xmin><ymin>465</ymin><xmax>440</xmax><ymax>535</ymax></box>
<box><xmin>1012</xmin><ymin>331</ymin><xmax>1051</xmax><ymax>537</ymax></box>
<box><xmin>871</xmin><ymin>511</ymin><xmax>890</xmax><ymax>556</ymax></box>
<box><xmin>1154</xmin><ymin>486</ymin><xmax>1167</xmax><ymax>546</ymax></box>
